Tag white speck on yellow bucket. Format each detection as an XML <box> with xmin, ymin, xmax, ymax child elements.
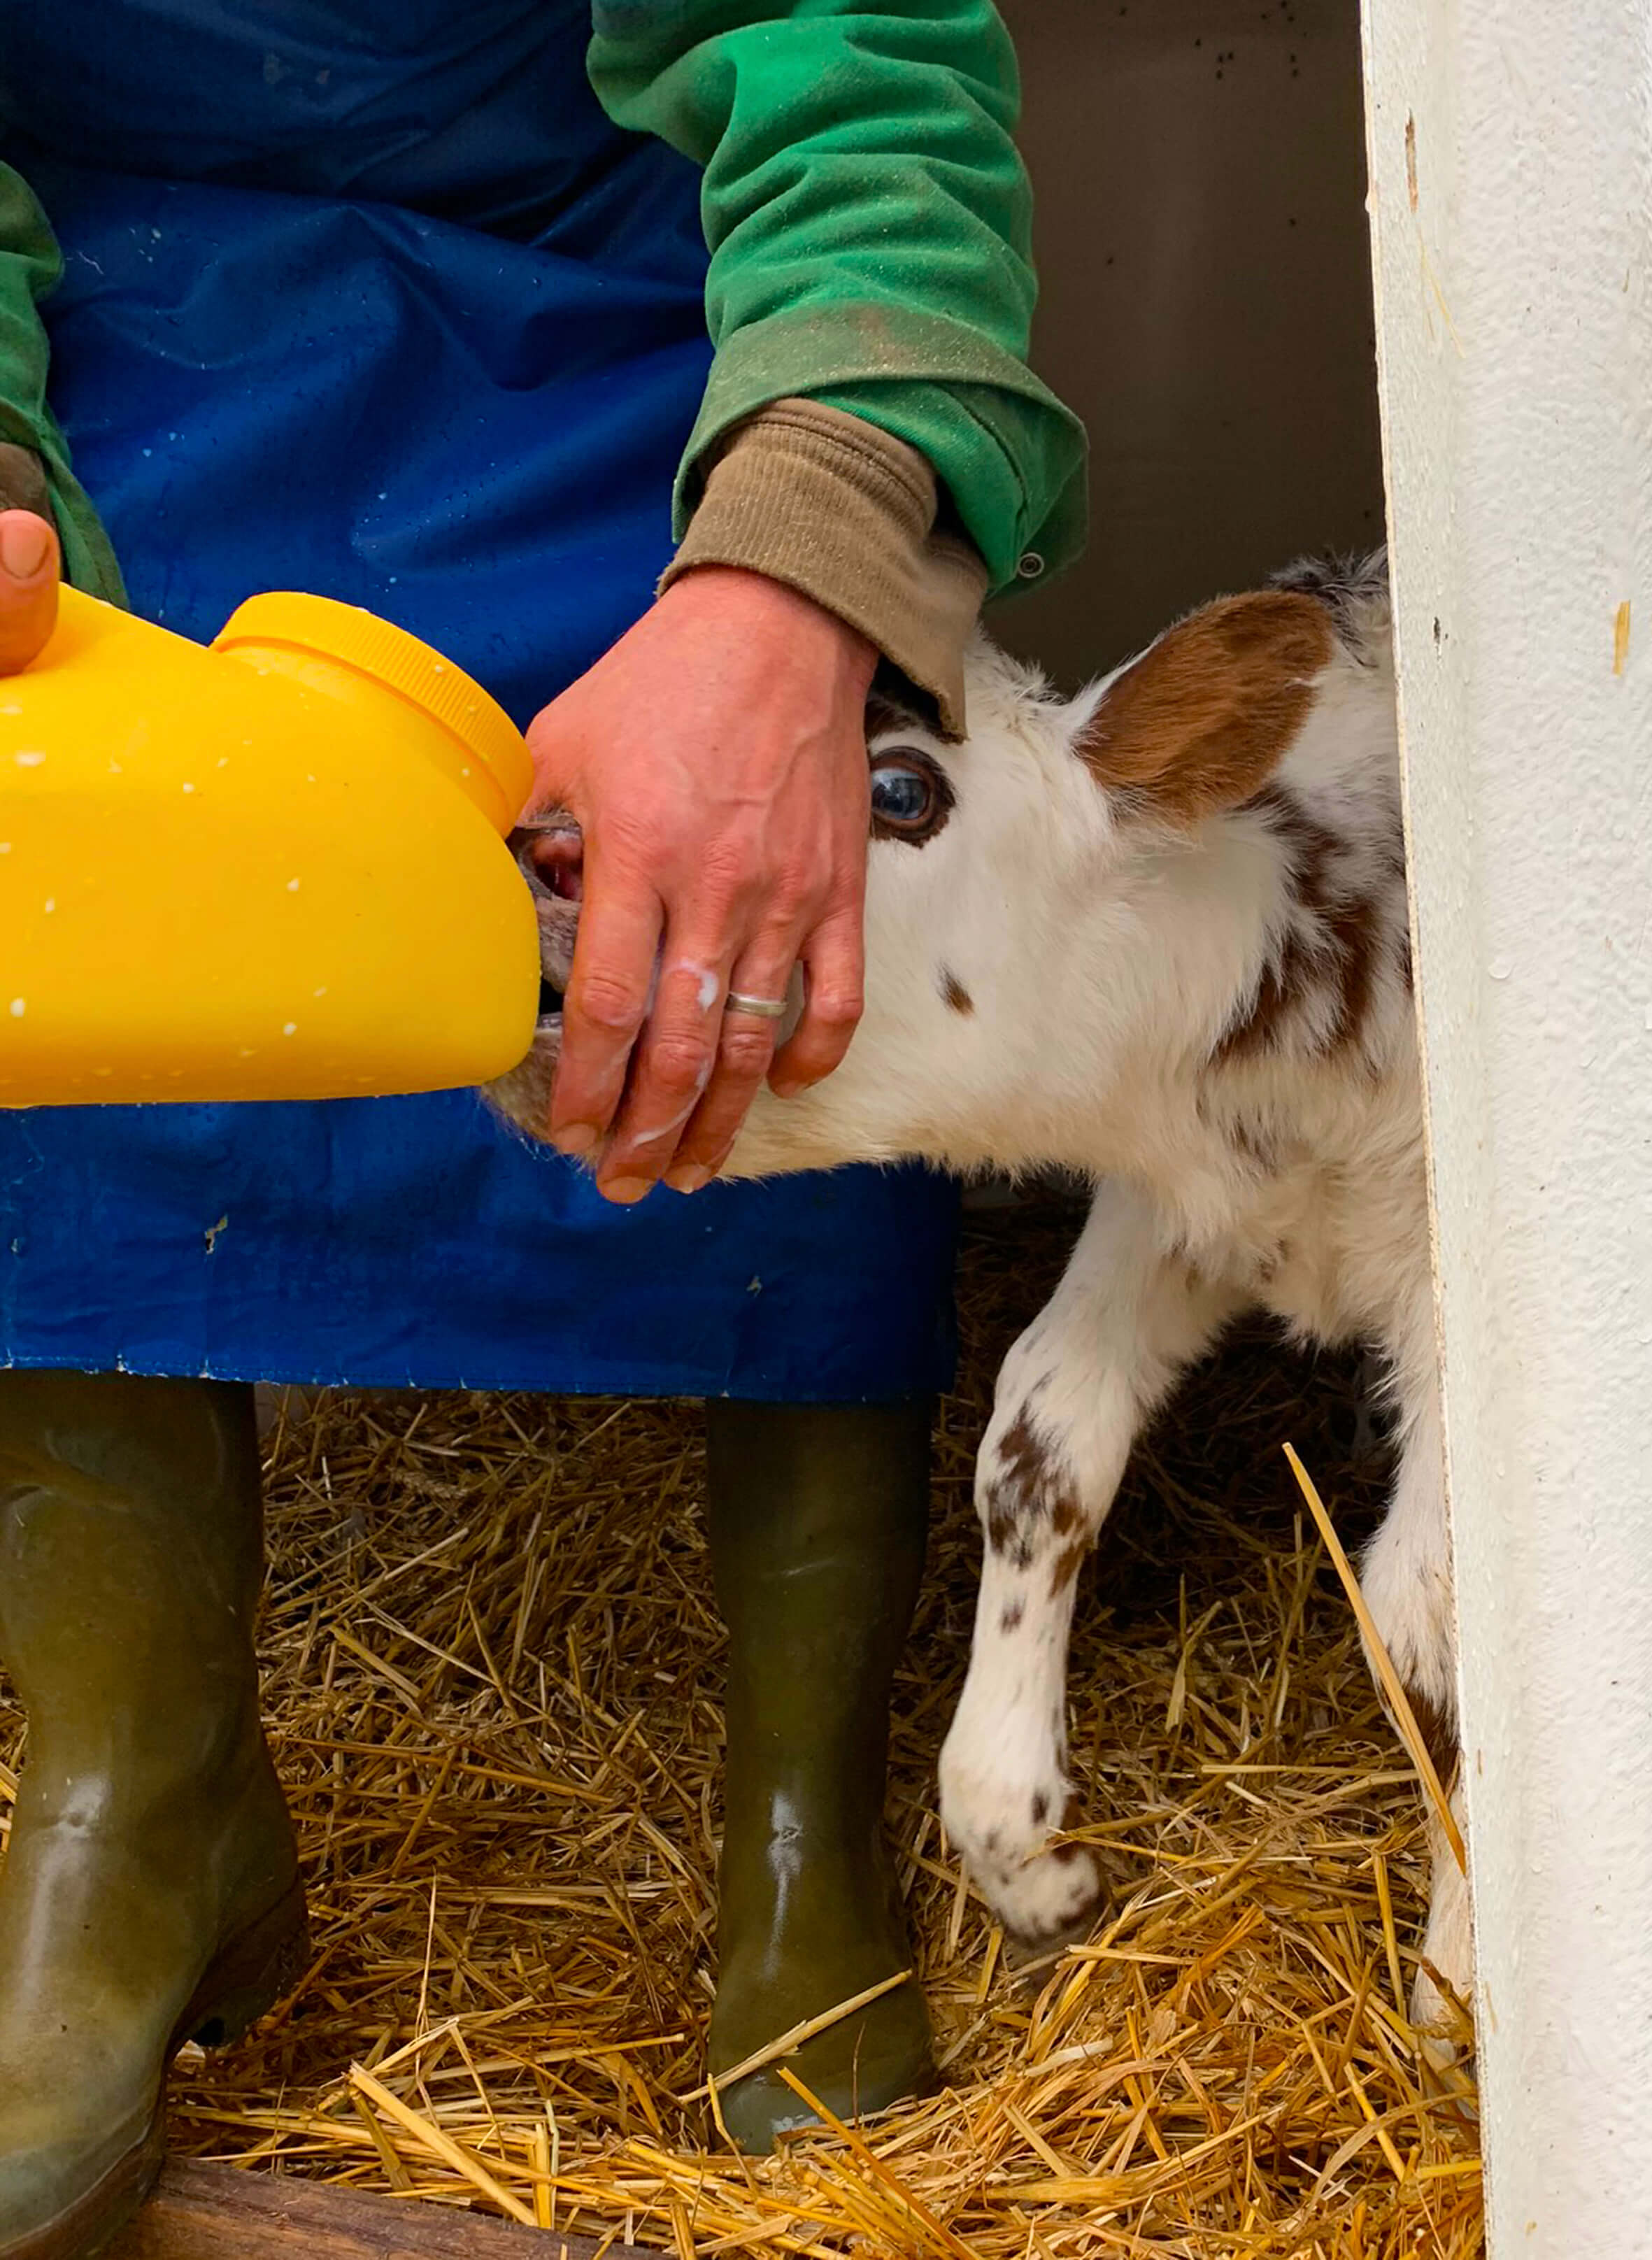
<box><xmin>13</xmin><ymin>751</ymin><xmax>44</xmax><ymax>768</ymax></box>
<box><xmin>287</xmin><ymin>879</ymin><xmax>301</xmax><ymax>892</ymax></box>
<box><xmin>43</xmin><ymin>899</ymin><xmax>55</xmax><ymax>914</ymax></box>
<box><xmin>283</xmin><ymin>1022</ymin><xmax>297</xmax><ymax>1037</ymax></box>
<box><xmin>8</xmin><ymin>1000</ymin><xmax>23</xmax><ymax>1018</ymax></box>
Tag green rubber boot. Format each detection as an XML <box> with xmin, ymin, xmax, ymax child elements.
<box><xmin>0</xmin><ymin>1373</ymin><xmax>306</xmax><ymax>2260</ymax></box>
<box><xmin>705</xmin><ymin>1400</ymin><xmax>936</xmax><ymax>2152</ymax></box>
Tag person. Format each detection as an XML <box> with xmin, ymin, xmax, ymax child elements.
<box><xmin>0</xmin><ymin>3</ymin><xmax>1084</xmax><ymax>2248</ymax></box>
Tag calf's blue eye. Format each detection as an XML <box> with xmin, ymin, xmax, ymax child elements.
<box><xmin>870</xmin><ymin>765</ymin><xmax>934</xmax><ymax>826</ymax></box>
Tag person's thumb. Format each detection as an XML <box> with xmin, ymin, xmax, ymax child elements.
<box><xmin>0</xmin><ymin>509</ymin><xmax>60</xmax><ymax>674</ymax></box>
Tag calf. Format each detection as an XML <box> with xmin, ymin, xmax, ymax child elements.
<box><xmin>491</xmin><ymin>553</ymin><xmax>1468</xmax><ymax>2038</ymax></box>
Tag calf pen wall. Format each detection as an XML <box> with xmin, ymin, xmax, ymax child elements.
<box><xmin>992</xmin><ymin>0</ymin><xmax>1386</xmax><ymax>676</ymax></box>
<box><xmin>1362</xmin><ymin>0</ymin><xmax>1652</xmax><ymax>2251</ymax></box>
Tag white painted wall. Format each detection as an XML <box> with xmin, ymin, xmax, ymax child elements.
<box><xmin>1360</xmin><ymin>1</ymin><xmax>1652</xmax><ymax>2247</ymax></box>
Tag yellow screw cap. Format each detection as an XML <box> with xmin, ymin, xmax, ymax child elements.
<box><xmin>214</xmin><ymin>592</ymin><xmax>532</xmax><ymax>829</ymax></box>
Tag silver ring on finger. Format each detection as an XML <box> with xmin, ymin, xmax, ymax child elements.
<box><xmin>724</xmin><ymin>990</ymin><xmax>789</xmax><ymax>1021</ymax></box>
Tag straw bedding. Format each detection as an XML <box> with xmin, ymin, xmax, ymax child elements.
<box><xmin>0</xmin><ymin>1192</ymin><xmax>1482</xmax><ymax>2255</ymax></box>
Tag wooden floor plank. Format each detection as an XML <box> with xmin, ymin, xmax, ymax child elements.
<box><xmin>106</xmin><ymin>2160</ymin><xmax>669</xmax><ymax>2260</ymax></box>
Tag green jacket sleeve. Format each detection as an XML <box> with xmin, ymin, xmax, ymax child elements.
<box><xmin>587</xmin><ymin>1</ymin><xmax>1087</xmax><ymax>597</ymax></box>
<box><xmin>0</xmin><ymin>162</ymin><xmax>124</xmax><ymax>602</ymax></box>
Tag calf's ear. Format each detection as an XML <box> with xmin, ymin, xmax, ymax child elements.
<box><xmin>1077</xmin><ymin>590</ymin><xmax>1333</xmax><ymax>823</ymax></box>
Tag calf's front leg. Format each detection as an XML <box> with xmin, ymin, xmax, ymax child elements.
<box><xmin>939</xmin><ymin>1185</ymin><xmax>1242</xmax><ymax>1949</ymax></box>
<box><xmin>1359</xmin><ymin>1348</ymin><xmax>1472</xmax><ymax>2047</ymax></box>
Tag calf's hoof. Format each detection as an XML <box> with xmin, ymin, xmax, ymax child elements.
<box><xmin>939</xmin><ymin>1748</ymin><xmax>1109</xmax><ymax>1958</ymax></box>
<box><xmin>1411</xmin><ymin>1959</ymin><xmax>1478</xmax><ymax>2097</ymax></box>
<box><xmin>990</xmin><ymin>1839</ymin><xmax>1108</xmax><ymax>1961</ymax></box>
<box><xmin>1411</xmin><ymin>1807</ymin><xmax>1476</xmax><ymax>2089</ymax></box>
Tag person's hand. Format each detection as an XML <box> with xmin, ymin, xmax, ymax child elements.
<box><xmin>0</xmin><ymin>507</ymin><xmax>59</xmax><ymax>673</ymax></box>
<box><xmin>525</xmin><ymin>565</ymin><xmax>876</xmax><ymax>1203</ymax></box>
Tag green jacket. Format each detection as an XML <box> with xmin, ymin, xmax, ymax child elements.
<box><xmin>1</xmin><ymin>0</ymin><xmax>1085</xmax><ymax>609</ymax></box>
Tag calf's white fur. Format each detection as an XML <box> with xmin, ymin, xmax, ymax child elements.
<box><xmin>492</xmin><ymin>553</ymin><xmax>1468</xmax><ymax>2036</ymax></box>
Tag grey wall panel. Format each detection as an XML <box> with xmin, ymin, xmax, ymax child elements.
<box><xmin>990</xmin><ymin>0</ymin><xmax>1385</xmax><ymax>683</ymax></box>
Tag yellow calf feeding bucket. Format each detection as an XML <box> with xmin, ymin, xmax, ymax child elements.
<box><xmin>0</xmin><ymin>588</ymin><xmax>540</xmax><ymax>1105</ymax></box>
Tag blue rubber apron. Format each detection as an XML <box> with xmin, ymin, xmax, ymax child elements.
<box><xmin>0</xmin><ymin>1</ymin><xmax>958</xmax><ymax>1399</ymax></box>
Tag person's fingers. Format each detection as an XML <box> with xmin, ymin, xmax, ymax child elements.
<box><xmin>522</xmin><ymin>578</ymin><xmax>874</xmax><ymax>1186</ymax></box>
<box><xmin>547</xmin><ymin>852</ymin><xmax>664</xmax><ymax>1156</ymax></box>
<box><xmin>593</xmin><ymin>944</ymin><xmax>743</xmax><ymax>1199</ymax></box>
<box><xmin>0</xmin><ymin>511</ymin><xmax>59</xmax><ymax>674</ymax></box>
<box><xmin>660</xmin><ymin>911</ymin><xmax>858</xmax><ymax>1195</ymax></box>
<box><xmin>767</xmin><ymin>900</ymin><xmax>865</xmax><ymax>1100</ymax></box>
<box><xmin>641</xmin><ymin>934</ymin><xmax>799</xmax><ymax>1195</ymax></box>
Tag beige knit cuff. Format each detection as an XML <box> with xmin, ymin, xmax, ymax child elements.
<box><xmin>660</xmin><ymin>398</ymin><xmax>986</xmax><ymax>739</ymax></box>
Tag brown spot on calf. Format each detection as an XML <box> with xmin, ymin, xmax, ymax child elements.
<box><xmin>1231</xmin><ymin>1115</ymin><xmax>1279</xmax><ymax>1173</ymax></box>
<box><xmin>1049</xmin><ymin>1786</ymin><xmax>1089</xmax><ymax>1861</ymax></box>
<box><xmin>1402</xmin><ymin>1685</ymin><xmax>1459</xmax><ymax>1790</ymax></box>
<box><xmin>1324</xmin><ymin>890</ymin><xmax>1379</xmax><ymax>1049</ymax></box>
<box><xmin>940</xmin><ymin>967</ymin><xmax>974</xmax><ymax>1016</ymax></box>
<box><xmin>1213</xmin><ymin>927</ymin><xmax>1316</xmax><ymax>1063</ymax></box>
<box><xmin>1048</xmin><ymin>1538</ymin><xmax>1088</xmax><ymax>1596</ymax></box>
<box><xmin>997</xmin><ymin>1412</ymin><xmax>1078</xmax><ymax>1523</ymax></box>
<box><xmin>1216</xmin><ymin>786</ymin><xmax>1386</xmax><ymax>1064</ymax></box>
<box><xmin>984</xmin><ymin>1409</ymin><xmax>1085</xmax><ymax>1568</ymax></box>
<box><xmin>1079</xmin><ymin>591</ymin><xmax>1334</xmax><ymax>824</ymax></box>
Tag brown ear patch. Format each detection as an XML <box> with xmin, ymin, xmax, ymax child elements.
<box><xmin>1078</xmin><ymin>590</ymin><xmax>1334</xmax><ymax>823</ymax></box>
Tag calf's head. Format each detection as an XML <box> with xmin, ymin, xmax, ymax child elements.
<box><xmin>487</xmin><ymin>574</ymin><xmax>1367</xmax><ymax>1181</ymax></box>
